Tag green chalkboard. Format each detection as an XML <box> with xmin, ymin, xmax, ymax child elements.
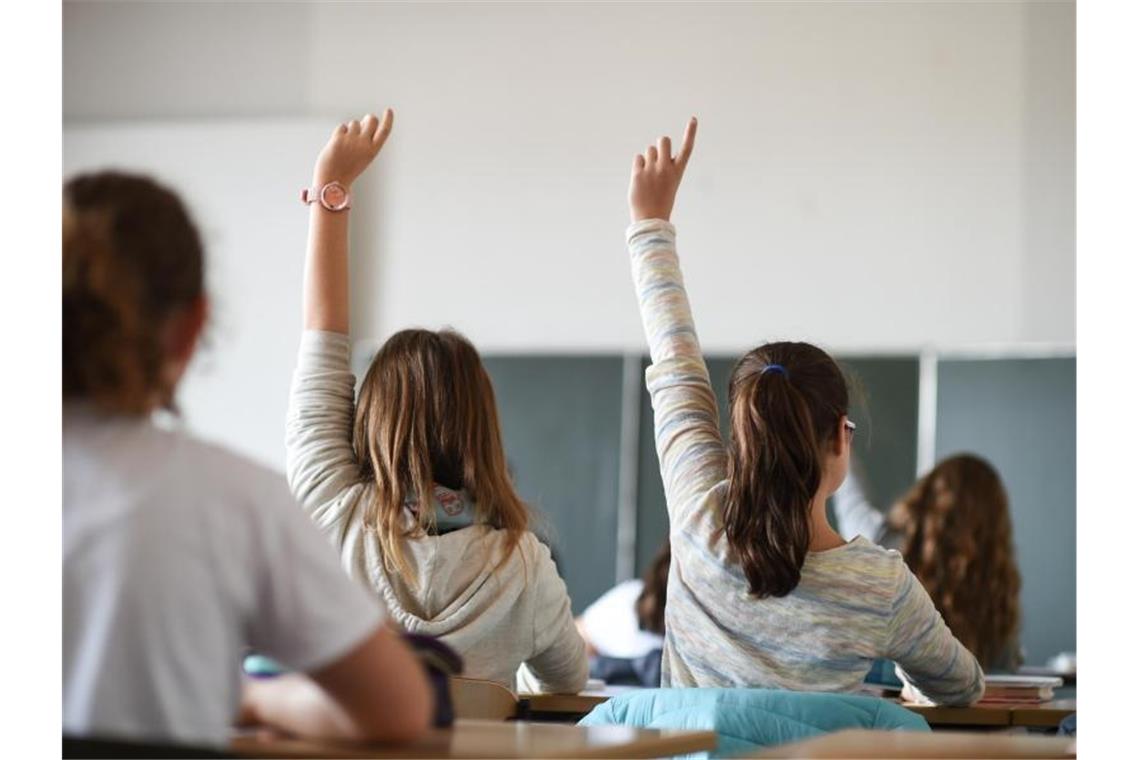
<box><xmin>482</xmin><ymin>356</ymin><xmax>625</xmax><ymax>614</ymax></box>
<box><xmin>934</xmin><ymin>357</ymin><xmax>1076</xmax><ymax>666</ymax></box>
<box><xmin>837</xmin><ymin>357</ymin><xmax>921</xmax><ymax>518</ymax></box>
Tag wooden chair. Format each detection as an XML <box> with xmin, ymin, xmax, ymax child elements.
<box><xmin>448</xmin><ymin>677</ymin><xmax>520</xmax><ymax>721</ymax></box>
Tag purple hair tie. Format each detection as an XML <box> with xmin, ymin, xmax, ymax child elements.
<box><xmin>761</xmin><ymin>364</ymin><xmax>788</xmax><ymax>377</ymax></box>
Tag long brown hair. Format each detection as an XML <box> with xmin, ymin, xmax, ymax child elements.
<box><xmin>724</xmin><ymin>342</ymin><xmax>849</xmax><ymax>598</ymax></box>
<box><xmin>889</xmin><ymin>454</ymin><xmax>1022</xmax><ymax>670</ymax></box>
<box><xmin>352</xmin><ymin>329</ymin><xmax>529</xmax><ymax>578</ymax></box>
<box><xmin>63</xmin><ymin>172</ymin><xmax>205</xmax><ymax>414</ymax></box>
<box><xmin>635</xmin><ymin>542</ymin><xmax>671</xmax><ymax>635</ymax></box>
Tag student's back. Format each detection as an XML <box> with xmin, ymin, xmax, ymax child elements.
<box><xmin>64</xmin><ymin>409</ymin><xmax>380</xmax><ymax>743</ymax></box>
<box><xmin>667</xmin><ymin>499</ymin><xmax>948</xmax><ymax>694</ymax></box>
<box><xmin>622</xmin><ymin>119</ymin><xmax>984</xmax><ymax>706</ymax></box>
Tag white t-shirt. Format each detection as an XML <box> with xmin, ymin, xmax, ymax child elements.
<box><xmin>577</xmin><ymin>580</ymin><xmax>664</xmax><ymax>659</ymax></box>
<box><xmin>63</xmin><ymin>406</ymin><xmax>385</xmax><ymax>747</ymax></box>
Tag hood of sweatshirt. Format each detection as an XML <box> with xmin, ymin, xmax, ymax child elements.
<box><xmin>367</xmin><ymin>484</ymin><xmax>533</xmax><ymax>640</ymax></box>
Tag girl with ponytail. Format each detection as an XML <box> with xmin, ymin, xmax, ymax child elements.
<box><xmin>625</xmin><ymin>119</ymin><xmax>984</xmax><ymax>705</ymax></box>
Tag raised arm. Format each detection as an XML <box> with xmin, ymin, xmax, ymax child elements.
<box><xmin>832</xmin><ymin>460</ymin><xmax>890</xmax><ymax>544</ymax></box>
<box><xmin>285</xmin><ymin>112</ymin><xmax>393</xmax><ymax>522</ymax></box>
<box><xmin>628</xmin><ymin>119</ymin><xmax>729</xmax><ymax>520</ymax></box>
<box><xmin>304</xmin><ymin>110</ymin><xmax>393</xmax><ymax>332</ymax></box>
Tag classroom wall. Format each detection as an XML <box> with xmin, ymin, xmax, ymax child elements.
<box><xmin>64</xmin><ymin>0</ymin><xmax>1074</xmax><ymax>353</ymax></box>
<box><xmin>63</xmin><ymin>1</ymin><xmax>1075</xmax><ymax>659</ymax></box>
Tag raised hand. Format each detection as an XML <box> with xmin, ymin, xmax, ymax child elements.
<box><xmin>313</xmin><ymin>109</ymin><xmax>395</xmax><ymax>188</ymax></box>
<box><xmin>628</xmin><ymin>117</ymin><xmax>697</xmax><ymax>223</ymax></box>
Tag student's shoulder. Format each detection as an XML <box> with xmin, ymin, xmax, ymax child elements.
<box><xmin>813</xmin><ymin>536</ymin><xmax>908</xmax><ymax>587</ymax></box>
<box><xmin>146</xmin><ymin>424</ymin><xmax>292</xmax><ymax>508</ymax></box>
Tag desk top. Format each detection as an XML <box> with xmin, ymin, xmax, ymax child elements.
<box><xmin>755</xmin><ymin>729</ymin><xmax>1076</xmax><ymax>758</ymax></box>
<box><xmin>903</xmin><ymin>699</ymin><xmax>1076</xmax><ymax>728</ymax></box>
<box><xmin>231</xmin><ymin>719</ymin><xmax>717</xmax><ymax>759</ymax></box>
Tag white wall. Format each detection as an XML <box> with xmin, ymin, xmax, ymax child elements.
<box><xmin>64</xmin><ymin>121</ymin><xmax>331</xmax><ymax>471</ymax></box>
<box><xmin>64</xmin><ymin>1</ymin><xmax>1074</xmax><ymax>354</ymax></box>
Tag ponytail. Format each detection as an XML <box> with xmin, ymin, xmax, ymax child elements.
<box><xmin>724</xmin><ymin>342</ymin><xmax>848</xmax><ymax>598</ymax></box>
<box><xmin>63</xmin><ymin>172</ymin><xmax>204</xmax><ymax>414</ymax></box>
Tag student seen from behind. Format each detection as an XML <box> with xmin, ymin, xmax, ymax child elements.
<box><xmin>623</xmin><ymin>118</ymin><xmax>984</xmax><ymax>705</ymax></box>
<box><xmin>286</xmin><ymin>109</ymin><xmax>588</xmax><ymax>692</ymax></box>
<box><xmin>63</xmin><ymin>172</ymin><xmax>432</xmax><ymax>747</ymax></box>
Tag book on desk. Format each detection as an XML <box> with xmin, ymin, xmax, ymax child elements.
<box><xmin>979</xmin><ymin>674</ymin><xmax>1064</xmax><ymax>704</ymax></box>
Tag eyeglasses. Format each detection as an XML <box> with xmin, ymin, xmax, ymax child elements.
<box><xmin>843</xmin><ymin>419</ymin><xmax>857</xmax><ymax>443</ymax></box>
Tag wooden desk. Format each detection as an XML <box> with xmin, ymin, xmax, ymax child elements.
<box><xmin>903</xmin><ymin>699</ymin><xmax>1076</xmax><ymax>728</ymax></box>
<box><xmin>755</xmin><ymin>729</ymin><xmax>1076</xmax><ymax>758</ymax></box>
<box><xmin>231</xmin><ymin>719</ymin><xmax>717</xmax><ymax>759</ymax></box>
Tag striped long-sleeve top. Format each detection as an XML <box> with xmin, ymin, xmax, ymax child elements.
<box><xmin>628</xmin><ymin>219</ymin><xmax>984</xmax><ymax>705</ymax></box>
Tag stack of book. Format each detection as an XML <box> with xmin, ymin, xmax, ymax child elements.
<box><xmin>979</xmin><ymin>674</ymin><xmax>1064</xmax><ymax>704</ymax></box>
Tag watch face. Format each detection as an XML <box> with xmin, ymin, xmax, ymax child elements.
<box><xmin>321</xmin><ymin>182</ymin><xmax>348</xmax><ymax>210</ymax></box>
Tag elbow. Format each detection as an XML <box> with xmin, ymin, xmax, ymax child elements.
<box><xmin>937</xmin><ymin>671</ymin><xmax>987</xmax><ymax>708</ymax></box>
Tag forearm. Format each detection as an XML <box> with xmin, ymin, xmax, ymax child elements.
<box><xmin>303</xmin><ymin>202</ymin><xmax>351</xmax><ymax>334</ymax></box>
<box><xmin>242</xmin><ymin>674</ymin><xmax>360</xmax><ymax>740</ymax></box>
<box><xmin>627</xmin><ymin>220</ymin><xmax>702</xmax><ymax>364</ymax></box>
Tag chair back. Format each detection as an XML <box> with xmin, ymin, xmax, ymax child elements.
<box><xmin>449</xmin><ymin>676</ymin><xmax>519</xmax><ymax>720</ymax></box>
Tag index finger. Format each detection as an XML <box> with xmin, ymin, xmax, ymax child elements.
<box><xmin>676</xmin><ymin>116</ymin><xmax>698</xmax><ymax>171</ymax></box>
<box><xmin>373</xmin><ymin>108</ymin><xmax>395</xmax><ymax>149</ymax></box>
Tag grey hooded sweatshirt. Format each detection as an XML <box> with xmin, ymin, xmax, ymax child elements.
<box><xmin>285</xmin><ymin>331</ymin><xmax>588</xmax><ymax>692</ymax></box>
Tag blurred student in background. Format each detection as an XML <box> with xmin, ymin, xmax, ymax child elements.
<box><xmin>63</xmin><ymin>172</ymin><xmax>432</xmax><ymax>748</ymax></box>
<box><xmin>834</xmin><ymin>454</ymin><xmax>1022</xmax><ymax>672</ymax></box>
<box><xmin>577</xmin><ymin>543</ymin><xmax>670</xmax><ymax>687</ymax></box>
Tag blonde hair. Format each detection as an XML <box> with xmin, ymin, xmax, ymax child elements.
<box><xmin>889</xmin><ymin>454</ymin><xmax>1022</xmax><ymax>670</ymax></box>
<box><xmin>352</xmin><ymin>329</ymin><xmax>529</xmax><ymax>580</ymax></box>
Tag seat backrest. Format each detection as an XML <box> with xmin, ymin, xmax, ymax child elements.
<box><xmin>448</xmin><ymin>676</ymin><xmax>519</xmax><ymax>720</ymax></box>
<box><xmin>579</xmin><ymin>687</ymin><xmax>929</xmax><ymax>757</ymax></box>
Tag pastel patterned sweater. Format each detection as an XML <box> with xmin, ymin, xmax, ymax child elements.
<box><xmin>628</xmin><ymin>218</ymin><xmax>984</xmax><ymax>705</ymax></box>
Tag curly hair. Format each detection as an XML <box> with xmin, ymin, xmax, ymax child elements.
<box><xmin>888</xmin><ymin>454</ymin><xmax>1022</xmax><ymax>670</ymax></box>
<box><xmin>63</xmin><ymin>172</ymin><xmax>204</xmax><ymax>413</ymax></box>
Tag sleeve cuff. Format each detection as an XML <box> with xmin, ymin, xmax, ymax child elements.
<box><xmin>297</xmin><ymin>329</ymin><xmax>352</xmax><ymax>371</ymax></box>
<box><xmin>626</xmin><ymin>218</ymin><xmax>676</xmax><ymax>246</ymax></box>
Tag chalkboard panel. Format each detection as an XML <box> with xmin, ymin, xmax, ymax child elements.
<box><xmin>838</xmin><ymin>357</ymin><xmax>921</xmax><ymax>517</ymax></box>
<box><xmin>482</xmin><ymin>356</ymin><xmax>625</xmax><ymax>614</ymax></box>
<box><xmin>634</xmin><ymin>355</ymin><xmax>919</xmax><ymax>575</ymax></box>
<box><xmin>934</xmin><ymin>357</ymin><xmax>1076</xmax><ymax>666</ymax></box>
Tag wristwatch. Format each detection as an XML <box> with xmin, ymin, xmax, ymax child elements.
<box><xmin>300</xmin><ymin>181</ymin><xmax>351</xmax><ymax>211</ymax></box>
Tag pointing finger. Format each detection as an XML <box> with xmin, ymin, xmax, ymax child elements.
<box><xmin>373</xmin><ymin>108</ymin><xmax>394</xmax><ymax>147</ymax></box>
<box><xmin>677</xmin><ymin>117</ymin><xmax>698</xmax><ymax>171</ymax></box>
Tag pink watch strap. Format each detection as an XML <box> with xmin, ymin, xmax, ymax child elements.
<box><xmin>300</xmin><ymin>182</ymin><xmax>351</xmax><ymax>211</ymax></box>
